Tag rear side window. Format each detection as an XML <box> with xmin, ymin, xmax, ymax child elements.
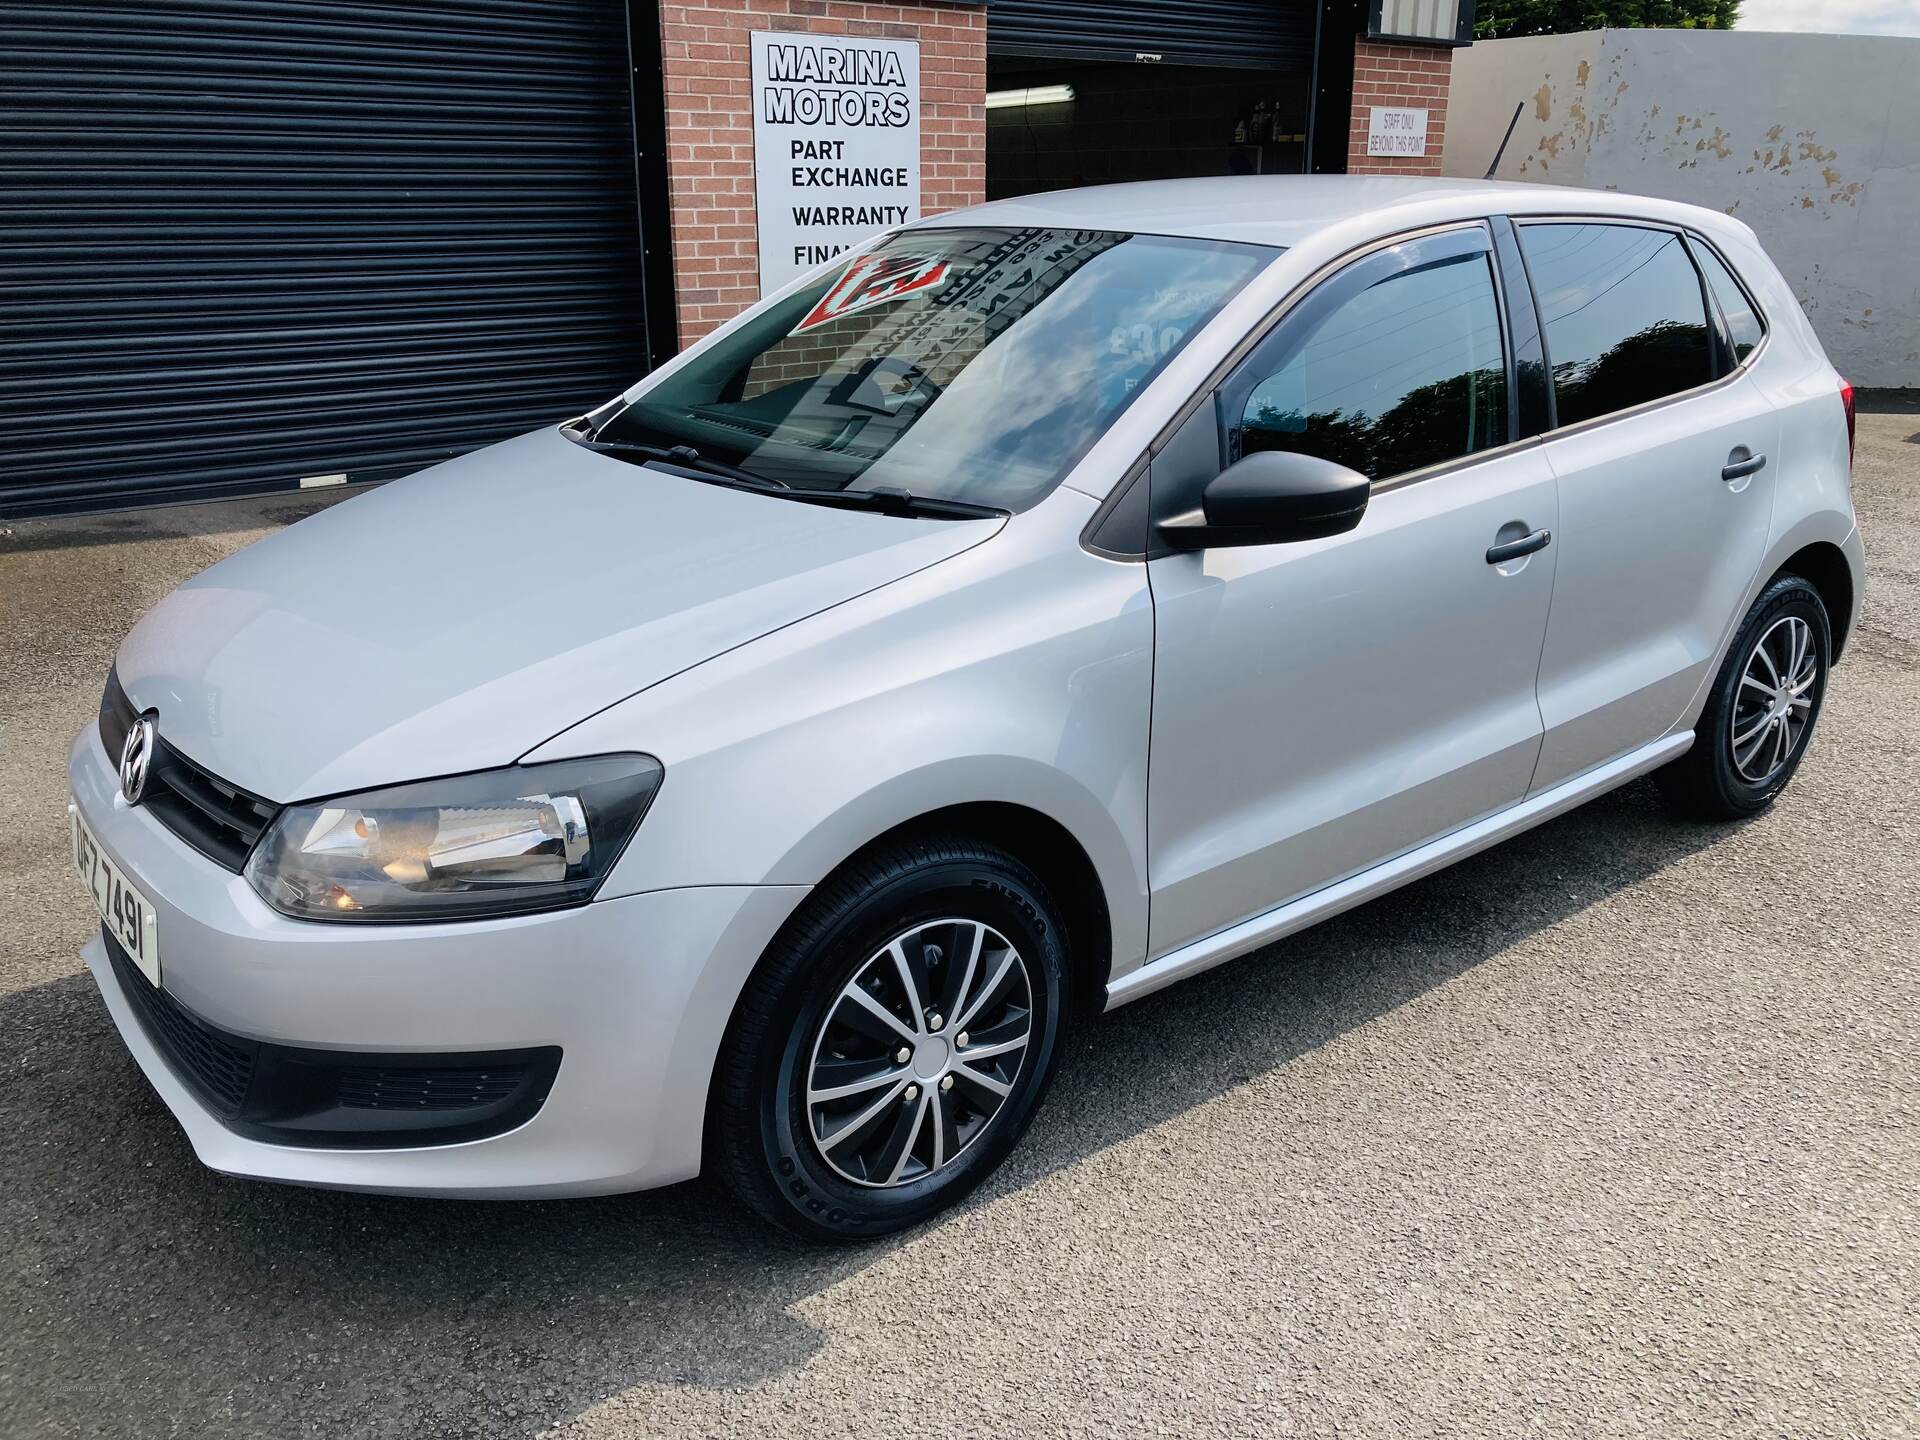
<box><xmin>1233</xmin><ymin>247</ymin><xmax>1509</xmax><ymax>481</ymax></box>
<box><xmin>1520</xmin><ymin>222</ymin><xmax>1714</xmax><ymax>427</ymax></box>
<box><xmin>1692</xmin><ymin>240</ymin><xmax>1765</xmax><ymax>366</ymax></box>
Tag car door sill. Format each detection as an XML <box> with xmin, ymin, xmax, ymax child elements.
<box><xmin>1105</xmin><ymin>732</ymin><xmax>1695</xmax><ymax>1010</ymax></box>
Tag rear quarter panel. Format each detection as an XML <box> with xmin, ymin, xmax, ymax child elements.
<box><xmin>1675</xmin><ymin>220</ymin><xmax>1862</xmax><ymax>724</ymax></box>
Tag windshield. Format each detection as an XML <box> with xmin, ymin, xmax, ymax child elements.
<box><xmin>596</xmin><ymin>226</ymin><xmax>1275</xmax><ymax>511</ymax></box>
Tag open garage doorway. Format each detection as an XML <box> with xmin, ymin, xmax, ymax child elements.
<box><xmin>986</xmin><ymin>57</ymin><xmax>1313</xmax><ymax>200</ymax></box>
<box><xmin>984</xmin><ymin>0</ymin><xmax>1322</xmax><ymax>201</ymax></box>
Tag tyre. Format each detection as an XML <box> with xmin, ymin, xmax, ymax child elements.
<box><xmin>710</xmin><ymin>834</ymin><xmax>1070</xmax><ymax>1241</ymax></box>
<box><xmin>1656</xmin><ymin>573</ymin><xmax>1831</xmax><ymax>821</ymax></box>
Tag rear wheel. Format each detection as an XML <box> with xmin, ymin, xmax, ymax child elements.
<box><xmin>1657</xmin><ymin>574</ymin><xmax>1830</xmax><ymax>820</ymax></box>
<box><xmin>710</xmin><ymin>835</ymin><xmax>1069</xmax><ymax>1241</ymax></box>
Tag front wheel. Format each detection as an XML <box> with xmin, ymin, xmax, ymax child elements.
<box><xmin>1657</xmin><ymin>573</ymin><xmax>1831</xmax><ymax>820</ymax></box>
<box><xmin>710</xmin><ymin>835</ymin><xmax>1070</xmax><ymax>1241</ymax></box>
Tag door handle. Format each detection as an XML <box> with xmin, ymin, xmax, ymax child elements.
<box><xmin>1486</xmin><ymin>528</ymin><xmax>1551</xmax><ymax>565</ymax></box>
<box><xmin>1722</xmin><ymin>449</ymin><xmax>1767</xmax><ymax>481</ymax></box>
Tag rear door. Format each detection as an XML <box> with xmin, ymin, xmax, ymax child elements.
<box><xmin>1518</xmin><ymin>220</ymin><xmax>1780</xmax><ymax>790</ymax></box>
<box><xmin>1145</xmin><ymin>223</ymin><xmax>1559</xmax><ymax>956</ymax></box>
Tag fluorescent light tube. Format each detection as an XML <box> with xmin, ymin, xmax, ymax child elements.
<box><xmin>985</xmin><ymin>84</ymin><xmax>1075</xmax><ymax>110</ymax></box>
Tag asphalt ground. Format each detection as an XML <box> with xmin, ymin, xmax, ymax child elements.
<box><xmin>2</xmin><ymin>413</ymin><xmax>1915</xmax><ymax>1439</ymax></box>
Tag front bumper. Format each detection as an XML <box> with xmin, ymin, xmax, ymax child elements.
<box><xmin>71</xmin><ymin>725</ymin><xmax>807</xmax><ymax>1198</ymax></box>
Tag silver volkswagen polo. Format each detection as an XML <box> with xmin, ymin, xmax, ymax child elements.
<box><xmin>69</xmin><ymin>177</ymin><xmax>1865</xmax><ymax>1238</ymax></box>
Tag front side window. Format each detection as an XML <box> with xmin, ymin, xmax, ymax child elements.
<box><xmin>1230</xmin><ymin>240</ymin><xmax>1509</xmax><ymax>482</ymax></box>
<box><xmin>1520</xmin><ymin>222</ymin><xmax>1714</xmax><ymax>426</ymax></box>
<box><xmin>1692</xmin><ymin>239</ymin><xmax>1765</xmax><ymax>367</ymax></box>
<box><xmin>598</xmin><ymin>227</ymin><xmax>1273</xmax><ymax>511</ymax></box>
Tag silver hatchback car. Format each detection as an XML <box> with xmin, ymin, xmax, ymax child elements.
<box><xmin>70</xmin><ymin>178</ymin><xmax>1864</xmax><ymax>1238</ymax></box>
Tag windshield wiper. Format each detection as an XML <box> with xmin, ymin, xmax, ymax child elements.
<box><xmin>780</xmin><ymin>486</ymin><xmax>1005</xmax><ymax>520</ymax></box>
<box><xmin>572</xmin><ymin>436</ymin><xmax>788</xmax><ymax>489</ymax></box>
<box><xmin>570</xmin><ymin>433</ymin><xmax>998</xmax><ymax>520</ymax></box>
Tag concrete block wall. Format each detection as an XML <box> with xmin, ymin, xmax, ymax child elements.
<box><xmin>1441</xmin><ymin>28</ymin><xmax>1920</xmax><ymax>385</ymax></box>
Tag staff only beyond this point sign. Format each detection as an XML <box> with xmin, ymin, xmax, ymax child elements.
<box><xmin>1366</xmin><ymin>106</ymin><xmax>1429</xmax><ymax>157</ymax></box>
<box><xmin>750</xmin><ymin>31</ymin><xmax>922</xmax><ymax>295</ymax></box>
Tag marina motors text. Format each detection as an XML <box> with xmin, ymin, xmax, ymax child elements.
<box><xmin>760</xmin><ymin>42</ymin><xmax>912</xmax><ymax>127</ymax></box>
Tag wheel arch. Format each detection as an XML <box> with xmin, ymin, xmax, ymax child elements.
<box><xmin>1773</xmin><ymin>540</ymin><xmax>1856</xmax><ymax>660</ymax></box>
<box><xmin>755</xmin><ymin>754</ymin><xmax>1143</xmax><ymax>981</ymax></box>
<box><xmin>698</xmin><ymin>798</ymin><xmax>1116</xmax><ymax>1181</ymax></box>
<box><xmin>748</xmin><ymin>798</ymin><xmax>1117</xmax><ymax>1026</ymax></box>
<box><xmin>832</xmin><ymin>802</ymin><xmax>1113</xmax><ymax>1018</ymax></box>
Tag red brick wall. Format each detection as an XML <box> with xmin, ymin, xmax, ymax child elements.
<box><xmin>1347</xmin><ymin>39</ymin><xmax>1452</xmax><ymax>176</ymax></box>
<box><xmin>658</xmin><ymin>0</ymin><xmax>986</xmax><ymax>345</ymax></box>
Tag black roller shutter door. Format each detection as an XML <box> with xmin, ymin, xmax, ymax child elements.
<box><xmin>987</xmin><ymin>0</ymin><xmax>1316</xmax><ymax>69</ymax></box>
<box><xmin>0</xmin><ymin>0</ymin><xmax>655</xmax><ymax>517</ymax></box>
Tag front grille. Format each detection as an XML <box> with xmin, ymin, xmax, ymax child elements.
<box><xmin>98</xmin><ymin>664</ymin><xmax>134</xmax><ymax>758</ymax></box>
<box><xmin>98</xmin><ymin>929</ymin><xmax>562</xmax><ymax>1148</ymax></box>
<box><xmin>141</xmin><ymin>746</ymin><xmax>279</xmax><ymax>872</ymax></box>
<box><xmin>100</xmin><ymin>668</ymin><xmax>280</xmax><ymax>871</ymax></box>
<box><xmin>336</xmin><ymin>1065</ymin><xmax>530</xmax><ymax>1111</ymax></box>
<box><xmin>103</xmin><ymin>927</ymin><xmax>256</xmax><ymax>1116</ymax></box>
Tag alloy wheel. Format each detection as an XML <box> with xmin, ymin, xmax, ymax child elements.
<box><xmin>804</xmin><ymin>918</ymin><xmax>1033</xmax><ymax>1188</ymax></box>
<box><xmin>1730</xmin><ymin>614</ymin><xmax>1819</xmax><ymax>785</ymax></box>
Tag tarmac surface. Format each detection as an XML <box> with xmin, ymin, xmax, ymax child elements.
<box><xmin>2</xmin><ymin>412</ymin><xmax>1915</xmax><ymax>1438</ymax></box>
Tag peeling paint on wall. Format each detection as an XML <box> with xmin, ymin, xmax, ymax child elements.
<box><xmin>1442</xmin><ymin>28</ymin><xmax>1920</xmax><ymax>384</ymax></box>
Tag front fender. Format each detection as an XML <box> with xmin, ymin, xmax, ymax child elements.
<box><xmin>525</xmin><ymin>488</ymin><xmax>1154</xmax><ymax>984</ymax></box>
<box><xmin>753</xmin><ymin>750</ymin><xmax>1143</xmax><ymax>946</ymax></box>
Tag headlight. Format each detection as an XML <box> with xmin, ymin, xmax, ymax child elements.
<box><xmin>245</xmin><ymin>755</ymin><xmax>662</xmax><ymax>922</ymax></box>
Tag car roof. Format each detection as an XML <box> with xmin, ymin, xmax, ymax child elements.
<box><xmin>911</xmin><ymin>175</ymin><xmax>1748</xmax><ymax>250</ymax></box>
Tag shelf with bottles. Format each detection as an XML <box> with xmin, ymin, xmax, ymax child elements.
<box><xmin>1232</xmin><ymin>96</ymin><xmax>1308</xmax><ymax>149</ymax></box>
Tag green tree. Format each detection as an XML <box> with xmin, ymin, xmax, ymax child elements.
<box><xmin>1473</xmin><ymin>0</ymin><xmax>1739</xmax><ymax>39</ymax></box>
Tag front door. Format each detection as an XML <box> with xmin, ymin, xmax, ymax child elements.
<box><xmin>1146</xmin><ymin>224</ymin><xmax>1559</xmax><ymax>957</ymax></box>
<box><xmin>1516</xmin><ymin>221</ymin><xmax>1781</xmax><ymax>790</ymax></box>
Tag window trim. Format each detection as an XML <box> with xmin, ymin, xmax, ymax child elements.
<box><xmin>1683</xmin><ymin>229</ymin><xmax>1771</xmax><ymax>377</ymax></box>
<box><xmin>1509</xmin><ymin>215</ymin><xmax>1771</xmax><ymax>447</ymax></box>
<box><xmin>1489</xmin><ymin>214</ymin><xmax>1556</xmax><ymax>436</ymax></box>
<box><xmin>1484</xmin><ymin>222</ymin><xmax>1526</xmax><ymax>445</ymax></box>
<box><xmin>1192</xmin><ymin>222</ymin><xmax>1541</xmax><ymax>486</ymax></box>
<box><xmin>1080</xmin><ymin>451</ymin><xmax>1152</xmax><ymax>562</ymax></box>
<box><xmin>1089</xmin><ymin>218</ymin><xmax>1555</xmax><ymax>561</ymax></box>
<box><xmin>1213</xmin><ymin>224</ymin><xmax>1516</xmax><ymax>485</ymax></box>
<box><xmin>1082</xmin><ymin>212</ymin><xmax>1772</xmax><ymax>563</ymax></box>
<box><xmin>1155</xmin><ymin>222</ymin><xmax>1520</xmax><ymax>461</ymax></box>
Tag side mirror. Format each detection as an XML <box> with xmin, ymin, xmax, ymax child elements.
<box><xmin>1159</xmin><ymin>450</ymin><xmax>1370</xmax><ymax>551</ymax></box>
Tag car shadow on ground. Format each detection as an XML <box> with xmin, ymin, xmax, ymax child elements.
<box><xmin>0</xmin><ymin>489</ymin><xmax>369</xmax><ymax>555</ymax></box>
<box><xmin>0</xmin><ymin>778</ymin><xmax>1736</xmax><ymax>1438</ymax></box>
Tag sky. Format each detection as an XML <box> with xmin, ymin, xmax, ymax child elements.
<box><xmin>1736</xmin><ymin>0</ymin><xmax>1920</xmax><ymax>36</ymax></box>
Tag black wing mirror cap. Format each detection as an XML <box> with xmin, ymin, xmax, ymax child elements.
<box><xmin>1159</xmin><ymin>450</ymin><xmax>1370</xmax><ymax>551</ymax></box>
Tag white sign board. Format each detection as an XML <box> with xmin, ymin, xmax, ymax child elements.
<box><xmin>1366</xmin><ymin>106</ymin><xmax>1430</xmax><ymax>157</ymax></box>
<box><xmin>750</xmin><ymin>31</ymin><xmax>921</xmax><ymax>296</ymax></box>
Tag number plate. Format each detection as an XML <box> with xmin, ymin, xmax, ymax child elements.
<box><xmin>70</xmin><ymin>802</ymin><xmax>161</xmax><ymax>986</ymax></box>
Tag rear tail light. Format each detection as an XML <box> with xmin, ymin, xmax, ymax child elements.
<box><xmin>1840</xmin><ymin>378</ymin><xmax>1857</xmax><ymax>469</ymax></box>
